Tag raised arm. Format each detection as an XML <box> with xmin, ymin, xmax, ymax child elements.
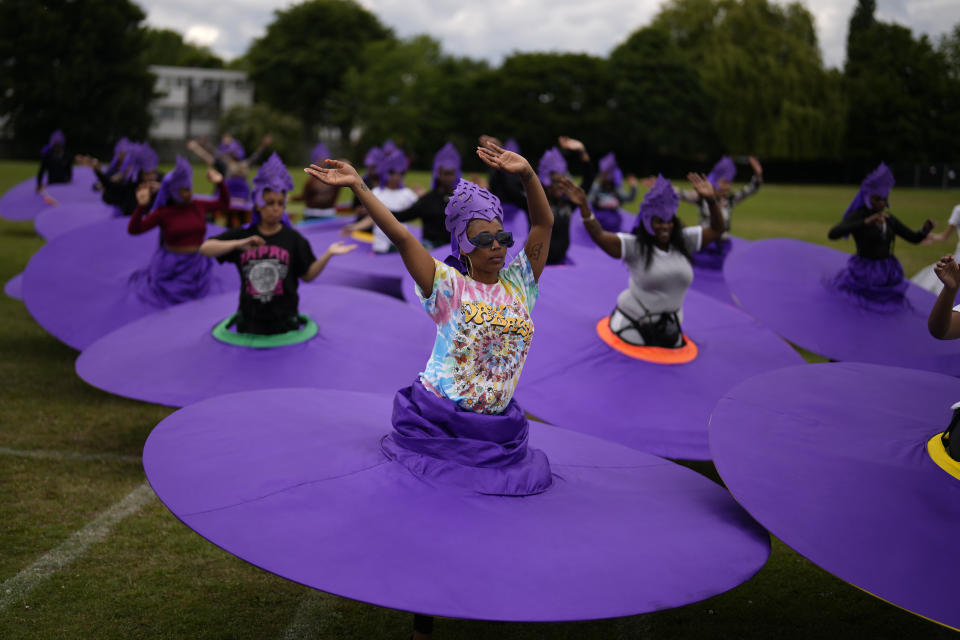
<box><xmin>306</xmin><ymin>160</ymin><xmax>436</xmax><ymax>295</ymax></box>
<box><xmin>730</xmin><ymin>156</ymin><xmax>763</xmax><ymax>205</ymax></box>
<box><xmin>186</xmin><ymin>139</ymin><xmax>216</xmax><ymax>166</ymax></box>
<box><xmin>890</xmin><ymin>215</ymin><xmax>934</xmax><ymax>245</ymax></box>
<box><xmin>477</xmin><ymin>141</ymin><xmax>553</xmax><ymax>281</ymax></box>
<box><xmin>194</xmin><ymin>169</ymin><xmax>231</xmax><ymax>215</ymax></box>
<box><xmin>929</xmin><ymin>255</ymin><xmax>960</xmax><ymax>339</ymax></box>
<box><xmin>688</xmin><ymin>173</ymin><xmax>724</xmax><ymax>246</ymax></box>
<box><xmin>557</xmin><ymin>176</ymin><xmax>621</xmax><ymax>259</ymax></box>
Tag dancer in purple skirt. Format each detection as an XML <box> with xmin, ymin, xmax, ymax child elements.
<box><xmin>201</xmin><ymin>153</ymin><xmax>356</xmax><ymax>335</ymax></box>
<box><xmin>571</xmin><ymin>172</ymin><xmax>723</xmax><ymax>347</ymax></box>
<box><xmin>127</xmin><ymin>156</ymin><xmax>228</xmax><ymax>307</ymax></box>
<box><xmin>36</xmin><ymin>130</ymin><xmax>72</xmax><ymax>196</ymax></box>
<box><xmin>828</xmin><ymin>162</ymin><xmax>934</xmax><ymax>311</ymax></box>
<box><xmin>307</xmin><ymin>139</ymin><xmax>554</xmax><ymax>639</ymax></box>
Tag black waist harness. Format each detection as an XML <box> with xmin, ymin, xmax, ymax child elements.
<box><xmin>610</xmin><ymin>302</ymin><xmax>685</xmax><ymax>349</ymax></box>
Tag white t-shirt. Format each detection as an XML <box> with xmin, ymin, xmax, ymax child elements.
<box><xmin>614</xmin><ymin>226</ymin><xmax>702</xmax><ymax>321</ymax></box>
<box><xmin>371</xmin><ymin>186</ymin><xmax>419</xmax><ymax>253</ymax></box>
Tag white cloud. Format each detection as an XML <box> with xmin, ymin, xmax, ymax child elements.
<box><xmin>138</xmin><ymin>0</ymin><xmax>960</xmax><ymax>69</ymax></box>
<box><xmin>184</xmin><ymin>25</ymin><xmax>221</xmax><ymax>48</ymax></box>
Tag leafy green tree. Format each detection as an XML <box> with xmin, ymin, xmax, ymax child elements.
<box><xmin>0</xmin><ymin>0</ymin><xmax>155</xmax><ymax>157</ymax></box>
<box><xmin>650</xmin><ymin>0</ymin><xmax>846</xmax><ymax>159</ymax></box>
<box><xmin>142</xmin><ymin>28</ymin><xmax>224</xmax><ymax>69</ymax></box>
<box><xmin>334</xmin><ymin>35</ymin><xmax>487</xmax><ymax>166</ymax></box>
<box><xmin>607</xmin><ymin>26</ymin><xmax>719</xmax><ymax>168</ymax></box>
<box><xmin>219</xmin><ymin>104</ymin><xmax>304</xmax><ymax>164</ymax></box>
<box><xmin>844</xmin><ymin>16</ymin><xmax>960</xmax><ymax>163</ymax></box>
<box><xmin>244</xmin><ymin>0</ymin><xmax>392</xmax><ymax>141</ymax></box>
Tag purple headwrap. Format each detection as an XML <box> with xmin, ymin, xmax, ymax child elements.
<box><xmin>599</xmin><ymin>152</ymin><xmax>624</xmax><ymax>188</ymax></box>
<box><xmin>844</xmin><ymin>162</ymin><xmax>895</xmax><ymax>218</ymax></box>
<box><xmin>151</xmin><ymin>155</ymin><xmax>193</xmax><ymax>212</ymax></box>
<box><xmin>503</xmin><ymin>139</ymin><xmax>521</xmax><ymax>154</ymax></box>
<box><xmin>537</xmin><ymin>147</ymin><xmax>568</xmax><ymax>186</ymax></box>
<box><xmin>363</xmin><ymin>145</ymin><xmax>383</xmax><ymax>168</ymax></box>
<box><xmin>219</xmin><ymin>138</ymin><xmax>246</xmax><ymax>161</ymax></box>
<box><xmin>444</xmin><ymin>179</ymin><xmax>504</xmax><ymax>260</ymax></box>
<box><xmin>431</xmin><ymin>142</ymin><xmax>462</xmax><ymax>191</ymax></box>
<box><xmin>106</xmin><ymin>137</ymin><xmax>133</xmax><ymax>173</ymax></box>
<box><xmin>250</xmin><ymin>153</ymin><xmax>294</xmax><ymax>227</ymax></box>
<box><xmin>636</xmin><ymin>174</ymin><xmax>679</xmax><ymax>236</ymax></box>
<box><xmin>120</xmin><ymin>143</ymin><xmax>159</xmax><ymax>182</ymax></box>
<box><xmin>382</xmin><ymin>139</ymin><xmax>399</xmax><ymax>155</ymax></box>
<box><xmin>42</xmin><ymin>130</ymin><xmax>65</xmax><ymax>155</ymax></box>
<box><xmin>706</xmin><ymin>156</ymin><xmax>736</xmax><ymax>189</ymax></box>
<box><xmin>378</xmin><ymin>149</ymin><xmax>408</xmax><ymax>186</ymax></box>
<box><xmin>311</xmin><ymin>142</ymin><xmax>332</xmax><ymax>166</ymax></box>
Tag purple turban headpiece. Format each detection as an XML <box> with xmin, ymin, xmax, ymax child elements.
<box><xmin>120</xmin><ymin>143</ymin><xmax>159</xmax><ymax>182</ymax></box>
<box><xmin>599</xmin><ymin>152</ymin><xmax>624</xmax><ymax>188</ymax></box>
<box><xmin>636</xmin><ymin>174</ymin><xmax>679</xmax><ymax>236</ymax></box>
<box><xmin>378</xmin><ymin>149</ymin><xmax>408</xmax><ymax>186</ymax></box>
<box><xmin>363</xmin><ymin>146</ymin><xmax>383</xmax><ymax>168</ymax></box>
<box><xmin>250</xmin><ymin>153</ymin><xmax>294</xmax><ymax>227</ymax></box>
<box><xmin>706</xmin><ymin>156</ymin><xmax>736</xmax><ymax>189</ymax></box>
<box><xmin>106</xmin><ymin>137</ymin><xmax>133</xmax><ymax>173</ymax></box>
<box><xmin>844</xmin><ymin>162</ymin><xmax>895</xmax><ymax>218</ymax></box>
<box><xmin>431</xmin><ymin>142</ymin><xmax>462</xmax><ymax>190</ymax></box>
<box><xmin>41</xmin><ymin>130</ymin><xmax>65</xmax><ymax>155</ymax></box>
<box><xmin>503</xmin><ymin>139</ymin><xmax>521</xmax><ymax>154</ymax></box>
<box><xmin>151</xmin><ymin>155</ymin><xmax>193</xmax><ymax>212</ymax></box>
<box><xmin>537</xmin><ymin>147</ymin><xmax>568</xmax><ymax>186</ymax></box>
<box><xmin>219</xmin><ymin>138</ymin><xmax>246</xmax><ymax>161</ymax></box>
<box><xmin>382</xmin><ymin>139</ymin><xmax>399</xmax><ymax>155</ymax></box>
<box><xmin>311</xmin><ymin>142</ymin><xmax>331</xmax><ymax>165</ymax></box>
<box><xmin>444</xmin><ymin>179</ymin><xmax>504</xmax><ymax>260</ymax></box>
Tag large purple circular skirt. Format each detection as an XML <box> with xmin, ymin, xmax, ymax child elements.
<box><xmin>827</xmin><ymin>254</ymin><xmax>908</xmax><ymax>311</ymax></box>
<box><xmin>22</xmin><ymin>219</ymin><xmax>236</xmax><ymax>350</ymax></box>
<box><xmin>709</xmin><ymin>363</ymin><xmax>960</xmax><ymax>631</ymax></box>
<box><xmin>515</xmin><ymin>258</ymin><xmax>803</xmax><ymax>460</ymax></box>
<box><xmin>723</xmin><ymin>238</ymin><xmax>960</xmax><ymax>373</ymax></box>
<box><xmin>76</xmin><ymin>284</ymin><xmax>436</xmax><ymax>407</ymax></box>
<box><xmin>144</xmin><ymin>387</ymin><xmax>770</xmax><ymax>621</ymax></box>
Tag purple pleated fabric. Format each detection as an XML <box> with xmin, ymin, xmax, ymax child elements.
<box><xmin>76</xmin><ymin>285</ymin><xmax>435</xmax><ymax>407</ymax></box>
<box><xmin>0</xmin><ymin>167</ymin><xmax>98</xmax><ymax>221</ymax></box>
<box><xmin>514</xmin><ymin>258</ymin><xmax>803</xmax><ymax>459</ymax></box>
<box><xmin>224</xmin><ymin>175</ymin><xmax>252</xmax><ymax>202</ymax></box>
<box><xmin>827</xmin><ymin>254</ymin><xmax>908</xmax><ymax>311</ymax></box>
<box><xmin>128</xmin><ymin>248</ymin><xmax>218</xmax><ymax>307</ymax></box>
<box><xmin>34</xmin><ymin>202</ymin><xmax>119</xmax><ymax>241</ymax></box>
<box><xmin>22</xmin><ymin>218</ymin><xmax>236</xmax><ymax>350</ymax></box>
<box><xmin>570</xmin><ymin>209</ymin><xmax>634</xmax><ymax>247</ymax></box>
<box><xmin>382</xmin><ymin>380</ymin><xmax>552</xmax><ymax>496</ymax></box>
<box><xmin>709</xmin><ymin>362</ymin><xmax>960</xmax><ymax>631</ymax></box>
<box><xmin>299</xmin><ymin>223</ymin><xmax>423</xmax><ymax>298</ymax></box>
<box><xmin>723</xmin><ymin>238</ymin><xmax>960</xmax><ymax>372</ymax></box>
<box><xmin>689</xmin><ymin>236</ymin><xmax>749</xmax><ymax>305</ymax></box>
<box><xmin>144</xmin><ymin>387</ymin><xmax>770</xmax><ymax>621</ymax></box>
<box><xmin>4</xmin><ymin>272</ymin><xmax>23</xmax><ymax>300</ymax></box>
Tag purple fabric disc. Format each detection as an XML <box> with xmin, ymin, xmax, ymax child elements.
<box><xmin>0</xmin><ymin>168</ymin><xmax>99</xmax><ymax>221</ymax></box>
<box><xmin>689</xmin><ymin>236</ymin><xmax>748</xmax><ymax>305</ymax></box>
<box><xmin>144</xmin><ymin>387</ymin><xmax>770</xmax><ymax>621</ymax></box>
<box><xmin>709</xmin><ymin>362</ymin><xmax>960</xmax><ymax>631</ymax></box>
<box><xmin>34</xmin><ymin>201</ymin><xmax>118</xmax><ymax>241</ymax></box>
<box><xmin>514</xmin><ymin>258</ymin><xmax>803</xmax><ymax>459</ymax></box>
<box><xmin>300</xmin><ymin>223</ymin><xmax>424</xmax><ymax>298</ymax></box>
<box><xmin>22</xmin><ymin>218</ymin><xmax>236</xmax><ymax>350</ymax></box>
<box><xmin>76</xmin><ymin>285</ymin><xmax>435</xmax><ymax>407</ymax></box>
<box><xmin>4</xmin><ymin>272</ymin><xmax>23</xmax><ymax>300</ymax></box>
<box><xmin>723</xmin><ymin>238</ymin><xmax>960</xmax><ymax>373</ymax></box>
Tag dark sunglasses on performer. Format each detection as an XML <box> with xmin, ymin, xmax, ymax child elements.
<box><xmin>468</xmin><ymin>230</ymin><xmax>515</xmax><ymax>249</ymax></box>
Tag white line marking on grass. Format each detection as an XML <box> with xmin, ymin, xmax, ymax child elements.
<box><xmin>0</xmin><ymin>447</ymin><xmax>141</xmax><ymax>464</ymax></box>
<box><xmin>0</xmin><ymin>482</ymin><xmax>154</xmax><ymax>610</ymax></box>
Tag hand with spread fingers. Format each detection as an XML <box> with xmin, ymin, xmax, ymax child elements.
<box><xmin>935</xmin><ymin>255</ymin><xmax>960</xmax><ymax>290</ymax></box>
<box><xmin>306</xmin><ymin>160</ymin><xmax>362</xmax><ymax>188</ymax></box>
<box><xmin>476</xmin><ymin>141</ymin><xmax>530</xmax><ymax>176</ymax></box>
<box><xmin>556</xmin><ymin>176</ymin><xmax>588</xmax><ymax>207</ymax></box>
<box><xmin>687</xmin><ymin>172</ymin><xmax>715</xmax><ymax>200</ymax></box>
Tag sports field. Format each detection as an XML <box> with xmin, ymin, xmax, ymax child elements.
<box><xmin>1</xmin><ymin>159</ymin><xmax>958</xmax><ymax>639</ymax></box>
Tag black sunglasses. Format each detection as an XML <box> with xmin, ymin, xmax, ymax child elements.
<box><xmin>468</xmin><ymin>230</ymin><xmax>514</xmax><ymax>248</ymax></box>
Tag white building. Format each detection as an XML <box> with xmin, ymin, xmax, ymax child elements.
<box><xmin>148</xmin><ymin>65</ymin><xmax>254</xmax><ymax>140</ymax></box>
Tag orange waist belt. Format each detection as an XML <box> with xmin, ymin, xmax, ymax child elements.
<box><xmin>595</xmin><ymin>316</ymin><xmax>698</xmax><ymax>364</ymax></box>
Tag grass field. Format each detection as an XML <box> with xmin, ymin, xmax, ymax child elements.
<box><xmin>1</xmin><ymin>159</ymin><xmax>959</xmax><ymax>639</ymax></box>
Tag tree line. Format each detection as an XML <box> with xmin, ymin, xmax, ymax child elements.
<box><xmin>1</xmin><ymin>0</ymin><xmax>958</xmax><ymax>178</ymax></box>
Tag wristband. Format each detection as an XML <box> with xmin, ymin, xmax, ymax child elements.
<box><xmin>581</xmin><ymin>211</ymin><xmax>596</xmax><ymax>223</ymax></box>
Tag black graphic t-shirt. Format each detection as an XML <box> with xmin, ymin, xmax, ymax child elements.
<box><xmin>215</xmin><ymin>225</ymin><xmax>316</xmax><ymax>334</ymax></box>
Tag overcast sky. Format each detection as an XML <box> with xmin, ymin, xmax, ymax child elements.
<box><xmin>138</xmin><ymin>0</ymin><xmax>960</xmax><ymax>70</ymax></box>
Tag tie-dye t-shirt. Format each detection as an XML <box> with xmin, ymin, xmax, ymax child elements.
<box><xmin>417</xmin><ymin>251</ymin><xmax>539</xmax><ymax>414</ymax></box>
